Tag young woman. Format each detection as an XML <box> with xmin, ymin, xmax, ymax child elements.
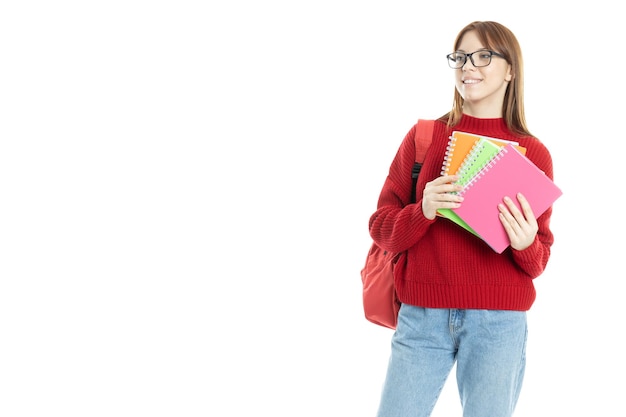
<box><xmin>370</xmin><ymin>21</ymin><xmax>556</xmax><ymax>417</ymax></box>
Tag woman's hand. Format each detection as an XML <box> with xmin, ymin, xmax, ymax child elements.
<box><xmin>422</xmin><ymin>175</ymin><xmax>464</xmax><ymax>220</ymax></box>
<box><xmin>498</xmin><ymin>193</ymin><xmax>538</xmax><ymax>251</ymax></box>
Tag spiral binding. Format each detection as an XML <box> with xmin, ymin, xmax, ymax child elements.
<box><xmin>440</xmin><ymin>136</ymin><xmax>457</xmax><ymax>176</ymax></box>
<box><xmin>455</xmin><ymin>141</ymin><xmax>486</xmax><ymax>185</ymax></box>
<box><xmin>458</xmin><ymin>146</ymin><xmax>510</xmax><ymax>197</ymax></box>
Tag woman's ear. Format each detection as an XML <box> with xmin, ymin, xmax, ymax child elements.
<box><xmin>505</xmin><ymin>65</ymin><xmax>513</xmax><ymax>82</ymax></box>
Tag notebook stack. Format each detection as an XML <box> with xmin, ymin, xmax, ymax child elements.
<box><xmin>437</xmin><ymin>131</ymin><xmax>562</xmax><ymax>253</ymax></box>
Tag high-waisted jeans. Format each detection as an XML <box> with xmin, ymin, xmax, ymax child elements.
<box><xmin>376</xmin><ymin>304</ymin><xmax>527</xmax><ymax>417</ymax></box>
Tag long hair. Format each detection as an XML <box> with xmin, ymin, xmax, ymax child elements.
<box><xmin>440</xmin><ymin>21</ymin><xmax>531</xmax><ymax>137</ymax></box>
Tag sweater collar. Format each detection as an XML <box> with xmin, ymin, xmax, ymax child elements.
<box><xmin>455</xmin><ymin>114</ymin><xmax>509</xmax><ymax>136</ymax></box>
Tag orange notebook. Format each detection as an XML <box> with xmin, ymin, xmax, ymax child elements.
<box><xmin>440</xmin><ymin>131</ymin><xmax>527</xmax><ymax>176</ymax></box>
<box><xmin>437</xmin><ymin>138</ymin><xmax>504</xmax><ymax>232</ymax></box>
<box><xmin>452</xmin><ymin>144</ymin><xmax>563</xmax><ymax>253</ymax></box>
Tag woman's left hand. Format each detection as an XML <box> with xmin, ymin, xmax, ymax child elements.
<box><xmin>498</xmin><ymin>193</ymin><xmax>538</xmax><ymax>251</ymax></box>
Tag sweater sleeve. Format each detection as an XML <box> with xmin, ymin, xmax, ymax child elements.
<box><xmin>368</xmin><ymin>124</ymin><xmax>435</xmax><ymax>253</ymax></box>
<box><xmin>510</xmin><ymin>138</ymin><xmax>557</xmax><ymax>278</ymax></box>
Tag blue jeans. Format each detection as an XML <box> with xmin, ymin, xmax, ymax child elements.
<box><xmin>376</xmin><ymin>304</ymin><xmax>527</xmax><ymax>417</ymax></box>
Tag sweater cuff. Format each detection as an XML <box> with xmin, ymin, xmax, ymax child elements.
<box><xmin>411</xmin><ymin>200</ymin><xmax>436</xmax><ymax>227</ymax></box>
<box><xmin>511</xmin><ymin>238</ymin><xmax>545</xmax><ymax>278</ymax></box>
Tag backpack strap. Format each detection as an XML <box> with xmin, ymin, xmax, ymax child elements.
<box><xmin>410</xmin><ymin>119</ymin><xmax>435</xmax><ymax>204</ymax></box>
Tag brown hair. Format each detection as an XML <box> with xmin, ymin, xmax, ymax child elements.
<box><xmin>439</xmin><ymin>21</ymin><xmax>531</xmax><ymax>137</ymax></box>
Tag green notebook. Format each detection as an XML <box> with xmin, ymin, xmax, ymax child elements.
<box><xmin>455</xmin><ymin>138</ymin><xmax>503</xmax><ymax>187</ymax></box>
<box><xmin>438</xmin><ymin>138</ymin><xmax>503</xmax><ymax>235</ymax></box>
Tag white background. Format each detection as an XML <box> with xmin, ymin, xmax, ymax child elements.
<box><xmin>1</xmin><ymin>1</ymin><xmax>623</xmax><ymax>416</ymax></box>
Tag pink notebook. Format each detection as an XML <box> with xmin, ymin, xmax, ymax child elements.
<box><xmin>452</xmin><ymin>144</ymin><xmax>563</xmax><ymax>253</ymax></box>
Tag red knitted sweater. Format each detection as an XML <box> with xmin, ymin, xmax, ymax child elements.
<box><xmin>369</xmin><ymin>115</ymin><xmax>556</xmax><ymax>311</ymax></box>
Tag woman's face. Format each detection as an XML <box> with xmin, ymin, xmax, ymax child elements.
<box><xmin>454</xmin><ymin>30</ymin><xmax>512</xmax><ymax>118</ymax></box>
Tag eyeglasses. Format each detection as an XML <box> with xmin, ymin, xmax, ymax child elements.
<box><xmin>446</xmin><ymin>49</ymin><xmax>505</xmax><ymax>69</ymax></box>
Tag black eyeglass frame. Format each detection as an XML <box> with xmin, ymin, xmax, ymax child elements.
<box><xmin>446</xmin><ymin>49</ymin><xmax>506</xmax><ymax>69</ymax></box>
